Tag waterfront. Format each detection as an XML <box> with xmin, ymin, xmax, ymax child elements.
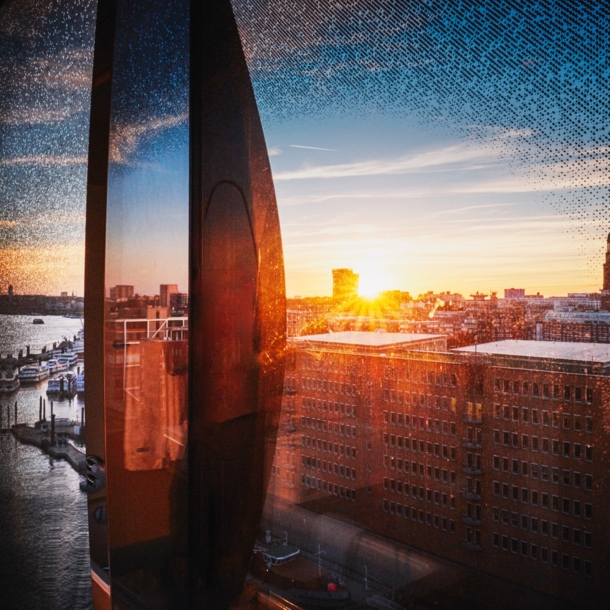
<box><xmin>0</xmin><ymin>314</ymin><xmax>92</xmax><ymax>609</ymax></box>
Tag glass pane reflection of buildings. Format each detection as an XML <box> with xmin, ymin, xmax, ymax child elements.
<box><xmin>1</xmin><ymin>0</ymin><xmax>610</xmax><ymax>609</ymax></box>
<box><xmin>102</xmin><ymin>0</ymin><xmax>189</xmax><ymax>606</ymax></box>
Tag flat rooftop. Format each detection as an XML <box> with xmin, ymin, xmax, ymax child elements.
<box><xmin>295</xmin><ymin>331</ymin><xmax>445</xmax><ymax>348</ymax></box>
<box><xmin>454</xmin><ymin>340</ymin><xmax>610</xmax><ymax>363</ymax></box>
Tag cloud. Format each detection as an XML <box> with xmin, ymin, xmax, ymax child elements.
<box><xmin>274</xmin><ymin>144</ymin><xmax>495</xmax><ymax>181</ymax></box>
<box><xmin>110</xmin><ymin>112</ymin><xmax>188</xmax><ymax>164</ymax></box>
<box><xmin>290</xmin><ymin>144</ymin><xmax>339</xmax><ymax>151</ymax></box>
<box><xmin>0</xmin><ymin>155</ymin><xmax>87</xmax><ymax>167</ymax></box>
<box><xmin>0</xmin><ymin>48</ymin><xmax>94</xmax><ymax>126</ymax></box>
<box><xmin>268</xmin><ymin>146</ymin><xmax>282</xmax><ymax>156</ymax></box>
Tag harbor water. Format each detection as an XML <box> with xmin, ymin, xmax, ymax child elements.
<box><xmin>0</xmin><ymin>314</ymin><xmax>92</xmax><ymax>609</ymax></box>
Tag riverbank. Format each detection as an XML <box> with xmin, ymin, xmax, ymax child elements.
<box><xmin>10</xmin><ymin>423</ymin><xmax>86</xmax><ymax>474</ymax></box>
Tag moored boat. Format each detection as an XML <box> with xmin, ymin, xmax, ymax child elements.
<box><xmin>32</xmin><ymin>318</ymin><xmax>44</xmax><ymax>324</ymax></box>
<box><xmin>0</xmin><ymin>359</ymin><xmax>20</xmax><ymax>393</ymax></box>
<box><xmin>57</xmin><ymin>351</ymin><xmax>78</xmax><ymax>367</ymax></box>
<box><xmin>46</xmin><ymin>373</ymin><xmax>76</xmax><ymax>398</ymax></box>
<box><xmin>76</xmin><ymin>369</ymin><xmax>85</xmax><ymax>395</ymax></box>
<box><xmin>252</xmin><ymin>544</ymin><xmax>350</xmax><ymax>609</ymax></box>
<box><xmin>46</xmin><ymin>358</ymin><xmax>68</xmax><ymax>374</ymax></box>
<box><xmin>18</xmin><ymin>363</ymin><xmax>50</xmax><ymax>383</ymax></box>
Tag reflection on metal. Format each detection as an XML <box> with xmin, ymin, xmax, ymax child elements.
<box><xmin>85</xmin><ymin>0</ymin><xmax>284</xmax><ymax>606</ymax></box>
<box><xmin>84</xmin><ymin>1</ymin><xmax>117</xmax><ymax>606</ymax></box>
<box><xmin>189</xmin><ymin>0</ymin><xmax>286</xmax><ymax>606</ymax></box>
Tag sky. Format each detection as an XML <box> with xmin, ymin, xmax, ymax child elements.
<box><xmin>0</xmin><ymin>0</ymin><xmax>608</xmax><ymax>299</ymax></box>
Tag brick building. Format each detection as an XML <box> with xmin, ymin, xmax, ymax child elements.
<box><xmin>270</xmin><ymin>332</ymin><xmax>610</xmax><ymax>607</ymax></box>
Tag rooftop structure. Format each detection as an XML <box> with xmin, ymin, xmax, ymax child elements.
<box><xmin>295</xmin><ymin>331</ymin><xmax>447</xmax><ymax>353</ymax></box>
<box><xmin>454</xmin><ymin>339</ymin><xmax>610</xmax><ymax>364</ymax></box>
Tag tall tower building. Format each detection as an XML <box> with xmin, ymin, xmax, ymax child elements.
<box><xmin>159</xmin><ymin>284</ymin><xmax>178</xmax><ymax>308</ymax></box>
<box><xmin>601</xmin><ymin>234</ymin><xmax>610</xmax><ymax>311</ymax></box>
<box><xmin>332</xmin><ymin>268</ymin><xmax>359</xmax><ymax>299</ymax></box>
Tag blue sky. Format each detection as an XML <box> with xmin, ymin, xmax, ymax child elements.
<box><xmin>0</xmin><ymin>0</ymin><xmax>608</xmax><ymax>299</ymax></box>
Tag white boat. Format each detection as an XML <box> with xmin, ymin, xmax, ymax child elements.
<box><xmin>46</xmin><ymin>373</ymin><xmax>76</xmax><ymax>397</ymax></box>
<box><xmin>76</xmin><ymin>369</ymin><xmax>85</xmax><ymax>395</ymax></box>
<box><xmin>18</xmin><ymin>363</ymin><xmax>50</xmax><ymax>383</ymax></box>
<box><xmin>57</xmin><ymin>351</ymin><xmax>78</xmax><ymax>367</ymax></box>
<box><xmin>72</xmin><ymin>330</ymin><xmax>84</xmax><ymax>358</ymax></box>
<box><xmin>0</xmin><ymin>360</ymin><xmax>20</xmax><ymax>393</ymax></box>
<box><xmin>46</xmin><ymin>358</ymin><xmax>68</xmax><ymax>374</ymax></box>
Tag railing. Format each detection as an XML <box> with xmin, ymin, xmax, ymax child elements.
<box><xmin>112</xmin><ymin>316</ymin><xmax>188</xmax><ymax>344</ymax></box>
<box><xmin>461</xmin><ymin>440</ymin><xmax>482</xmax><ymax>449</ymax></box>
<box><xmin>461</xmin><ymin>541</ymin><xmax>482</xmax><ymax>551</ymax></box>
<box><xmin>462</xmin><ymin>515</ymin><xmax>482</xmax><ymax>527</ymax></box>
<box><xmin>462</xmin><ymin>465</ymin><xmax>482</xmax><ymax>475</ymax></box>
<box><xmin>462</xmin><ymin>491</ymin><xmax>482</xmax><ymax>500</ymax></box>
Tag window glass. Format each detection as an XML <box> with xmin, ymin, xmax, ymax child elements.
<box><xmin>103</xmin><ymin>0</ymin><xmax>189</xmax><ymax>604</ymax></box>
<box><xmin>0</xmin><ymin>0</ymin><xmax>96</xmax><ymax>607</ymax></box>
<box><xmin>235</xmin><ymin>1</ymin><xmax>609</xmax><ymax>608</ymax></box>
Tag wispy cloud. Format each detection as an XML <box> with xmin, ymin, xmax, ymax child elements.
<box><xmin>274</xmin><ymin>144</ymin><xmax>495</xmax><ymax>181</ymax></box>
<box><xmin>290</xmin><ymin>144</ymin><xmax>339</xmax><ymax>152</ymax></box>
<box><xmin>110</xmin><ymin>112</ymin><xmax>188</xmax><ymax>164</ymax></box>
<box><xmin>268</xmin><ymin>146</ymin><xmax>282</xmax><ymax>156</ymax></box>
<box><xmin>0</xmin><ymin>155</ymin><xmax>87</xmax><ymax>167</ymax></box>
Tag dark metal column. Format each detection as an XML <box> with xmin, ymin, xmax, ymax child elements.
<box><xmin>189</xmin><ymin>0</ymin><xmax>286</xmax><ymax>606</ymax></box>
<box><xmin>84</xmin><ymin>1</ymin><xmax>117</xmax><ymax>608</ymax></box>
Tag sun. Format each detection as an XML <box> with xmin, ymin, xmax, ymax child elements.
<box><xmin>358</xmin><ymin>271</ymin><xmax>389</xmax><ymax>298</ymax></box>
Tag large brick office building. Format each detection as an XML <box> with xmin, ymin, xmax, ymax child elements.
<box><xmin>270</xmin><ymin>332</ymin><xmax>610</xmax><ymax>607</ymax></box>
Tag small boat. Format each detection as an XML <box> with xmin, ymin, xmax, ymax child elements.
<box><xmin>0</xmin><ymin>360</ymin><xmax>20</xmax><ymax>393</ymax></box>
<box><xmin>72</xmin><ymin>329</ymin><xmax>84</xmax><ymax>358</ymax></box>
<box><xmin>46</xmin><ymin>358</ymin><xmax>68</xmax><ymax>374</ymax></box>
<box><xmin>32</xmin><ymin>318</ymin><xmax>44</xmax><ymax>324</ymax></box>
<box><xmin>252</xmin><ymin>544</ymin><xmax>350</xmax><ymax>609</ymax></box>
<box><xmin>76</xmin><ymin>369</ymin><xmax>85</xmax><ymax>395</ymax></box>
<box><xmin>57</xmin><ymin>351</ymin><xmax>78</xmax><ymax>367</ymax></box>
<box><xmin>18</xmin><ymin>363</ymin><xmax>50</xmax><ymax>383</ymax></box>
<box><xmin>46</xmin><ymin>373</ymin><xmax>76</xmax><ymax>398</ymax></box>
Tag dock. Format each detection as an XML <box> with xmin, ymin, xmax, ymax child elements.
<box><xmin>10</xmin><ymin>423</ymin><xmax>87</xmax><ymax>474</ymax></box>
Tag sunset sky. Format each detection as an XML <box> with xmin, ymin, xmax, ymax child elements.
<box><xmin>0</xmin><ymin>1</ymin><xmax>607</xmax><ymax>299</ymax></box>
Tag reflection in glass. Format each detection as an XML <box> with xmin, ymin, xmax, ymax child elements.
<box><xmin>236</xmin><ymin>2</ymin><xmax>609</xmax><ymax>609</ymax></box>
<box><xmin>102</xmin><ymin>0</ymin><xmax>189</xmax><ymax>606</ymax></box>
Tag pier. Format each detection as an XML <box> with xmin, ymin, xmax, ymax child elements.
<box><xmin>10</xmin><ymin>422</ymin><xmax>87</xmax><ymax>474</ymax></box>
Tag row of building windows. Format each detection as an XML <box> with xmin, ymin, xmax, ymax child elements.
<box><xmin>383</xmin><ymin>478</ymin><xmax>458</xmax><ymax>508</ymax></box>
<box><xmin>301</xmin><ymin>475</ymin><xmax>357</xmax><ymax>500</ymax></box>
<box><xmin>383</xmin><ymin>434</ymin><xmax>458</xmax><ymax>458</ymax></box>
<box><xmin>494</xmin><ymin>379</ymin><xmax>594</xmax><ymax>404</ymax></box>
<box><xmin>493</xmin><ymin>405</ymin><xmax>593</xmax><ymax>432</ymax></box>
<box><xmin>301</xmin><ymin>377</ymin><xmax>357</xmax><ymax>396</ymax></box>
<box><xmin>301</xmin><ymin>417</ymin><xmax>357</xmax><ymax>438</ymax></box>
<box><xmin>382</xmin><ymin>498</ymin><xmax>458</xmax><ymax>532</ymax></box>
<box><xmin>492</xmin><ymin>481</ymin><xmax>592</xmax><ymax>518</ymax></box>
<box><xmin>491</xmin><ymin>533</ymin><xmax>592</xmax><ymax>576</ymax></box>
<box><xmin>383</xmin><ymin>415</ymin><xmax>458</xmax><ymax>436</ymax></box>
<box><xmin>383</xmin><ymin>369</ymin><xmax>459</xmax><ymax>387</ymax></box>
<box><xmin>301</xmin><ymin>454</ymin><xmax>357</xmax><ymax>481</ymax></box>
<box><xmin>300</xmin><ymin>436</ymin><xmax>357</xmax><ymax>458</ymax></box>
<box><xmin>492</xmin><ymin>430</ymin><xmax>593</xmax><ymax>461</ymax></box>
<box><xmin>302</xmin><ymin>397</ymin><xmax>357</xmax><ymax>418</ymax></box>
<box><xmin>383</xmin><ymin>456</ymin><xmax>458</xmax><ymax>483</ymax></box>
<box><xmin>492</xmin><ymin>507</ymin><xmax>593</xmax><ymax>548</ymax></box>
<box><xmin>492</xmin><ymin>456</ymin><xmax>593</xmax><ymax>489</ymax></box>
<box><xmin>383</xmin><ymin>392</ymin><xmax>458</xmax><ymax>411</ymax></box>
